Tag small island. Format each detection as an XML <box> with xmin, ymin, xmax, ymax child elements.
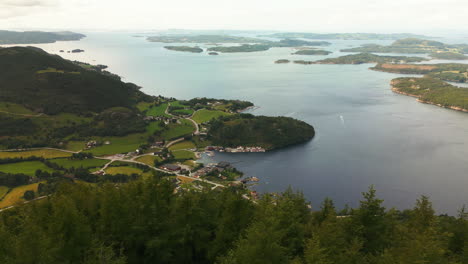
<box><xmin>148</xmin><ymin>35</ymin><xmax>331</xmax><ymax>53</ymax></box>
<box><xmin>275</xmin><ymin>59</ymin><xmax>290</xmax><ymax>64</ymax></box>
<box><xmin>391</xmin><ymin>77</ymin><xmax>468</xmax><ymax>112</ymax></box>
<box><xmin>292</xmin><ymin>49</ymin><xmax>332</xmax><ymax>55</ymax></box>
<box><xmin>164</xmin><ymin>46</ymin><xmax>203</xmax><ymax>53</ymax></box>
<box><xmin>207</xmin><ymin>44</ymin><xmax>271</xmax><ymax>53</ymax></box>
<box><xmin>208</xmin><ymin>52</ymin><xmax>219</xmax><ymax>55</ymax></box>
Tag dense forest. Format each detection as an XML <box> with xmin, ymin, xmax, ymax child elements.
<box><xmin>0</xmin><ymin>30</ymin><xmax>85</xmax><ymax>44</ymax></box>
<box><xmin>208</xmin><ymin>114</ymin><xmax>315</xmax><ymax>150</ymax></box>
<box><xmin>0</xmin><ymin>179</ymin><xmax>467</xmax><ymax>264</ymax></box>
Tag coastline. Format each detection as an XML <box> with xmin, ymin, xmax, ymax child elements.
<box><xmin>391</xmin><ymin>86</ymin><xmax>468</xmax><ymax>113</ymax></box>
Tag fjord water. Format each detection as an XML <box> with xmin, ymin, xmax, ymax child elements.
<box><xmin>18</xmin><ymin>32</ymin><xmax>468</xmax><ymax>214</ymax></box>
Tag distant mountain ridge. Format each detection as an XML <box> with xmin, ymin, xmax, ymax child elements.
<box><xmin>0</xmin><ymin>30</ymin><xmax>85</xmax><ymax>44</ymax></box>
<box><xmin>260</xmin><ymin>32</ymin><xmax>433</xmax><ymax>40</ymax></box>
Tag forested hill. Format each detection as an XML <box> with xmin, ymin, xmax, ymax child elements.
<box><xmin>0</xmin><ymin>30</ymin><xmax>85</xmax><ymax>44</ymax></box>
<box><xmin>0</xmin><ymin>47</ymin><xmax>149</xmax><ymax>114</ymax></box>
<box><xmin>0</xmin><ymin>180</ymin><xmax>467</xmax><ymax>263</ymax></box>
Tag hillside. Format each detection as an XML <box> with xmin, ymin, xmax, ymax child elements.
<box><xmin>0</xmin><ymin>30</ymin><xmax>85</xmax><ymax>44</ymax></box>
<box><xmin>0</xmin><ymin>47</ymin><xmax>149</xmax><ymax>114</ymax></box>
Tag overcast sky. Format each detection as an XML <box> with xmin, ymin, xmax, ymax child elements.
<box><xmin>0</xmin><ymin>0</ymin><xmax>465</xmax><ymax>33</ymax></box>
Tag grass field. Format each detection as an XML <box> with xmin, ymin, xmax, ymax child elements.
<box><xmin>170</xmin><ymin>101</ymin><xmax>189</xmax><ymax>108</ymax></box>
<box><xmin>169</xmin><ymin>141</ymin><xmax>196</xmax><ymax>151</ymax></box>
<box><xmin>177</xmin><ymin>175</ymin><xmax>196</xmax><ymax>184</ymax></box>
<box><xmin>135</xmin><ymin>155</ymin><xmax>162</xmax><ymax>166</ymax></box>
<box><xmin>105</xmin><ymin>166</ymin><xmax>153</xmax><ymax>179</ymax></box>
<box><xmin>0</xmin><ymin>183</ymin><xmax>40</xmax><ymax>209</ymax></box>
<box><xmin>162</xmin><ymin>119</ymin><xmax>195</xmax><ymax>140</ymax></box>
<box><xmin>105</xmin><ymin>166</ymin><xmax>144</xmax><ymax>175</ymax></box>
<box><xmin>0</xmin><ymin>149</ymin><xmax>72</xmax><ymax>159</ymax></box>
<box><xmin>192</xmin><ymin>109</ymin><xmax>231</xmax><ymax>124</ymax></box>
<box><xmin>51</xmin><ymin>158</ymin><xmax>108</xmax><ymax>169</ymax></box>
<box><xmin>0</xmin><ymin>161</ymin><xmax>54</xmax><ymax>176</ymax></box>
<box><xmin>0</xmin><ymin>186</ymin><xmax>9</xmax><ymax>200</ymax></box>
<box><xmin>146</xmin><ymin>103</ymin><xmax>171</xmax><ymax>117</ymax></box>
<box><xmin>65</xmin><ymin>141</ymin><xmax>86</xmax><ymax>151</ymax></box>
<box><xmin>147</xmin><ymin>121</ymin><xmax>164</xmax><ymax>134</ymax></box>
<box><xmin>170</xmin><ymin>109</ymin><xmax>194</xmax><ymax>116</ymax></box>
<box><xmin>0</xmin><ymin>102</ymin><xmax>36</xmax><ymax>115</ymax></box>
<box><xmin>172</xmin><ymin>150</ymin><xmax>196</xmax><ymax>160</ymax></box>
<box><xmin>86</xmin><ymin>134</ymin><xmax>147</xmax><ymax>156</ymax></box>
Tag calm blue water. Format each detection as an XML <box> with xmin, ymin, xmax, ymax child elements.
<box><xmin>9</xmin><ymin>32</ymin><xmax>468</xmax><ymax>214</ymax></box>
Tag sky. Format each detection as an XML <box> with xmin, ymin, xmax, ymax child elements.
<box><xmin>0</xmin><ymin>0</ymin><xmax>465</xmax><ymax>33</ymax></box>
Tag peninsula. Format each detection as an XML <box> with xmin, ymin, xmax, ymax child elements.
<box><xmin>391</xmin><ymin>77</ymin><xmax>468</xmax><ymax>112</ymax></box>
<box><xmin>0</xmin><ymin>30</ymin><xmax>85</xmax><ymax>44</ymax></box>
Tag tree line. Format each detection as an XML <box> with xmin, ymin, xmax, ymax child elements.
<box><xmin>0</xmin><ymin>179</ymin><xmax>467</xmax><ymax>264</ymax></box>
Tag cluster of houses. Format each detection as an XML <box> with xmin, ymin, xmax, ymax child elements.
<box><xmin>192</xmin><ymin>161</ymin><xmax>232</xmax><ymax>179</ymax></box>
<box><xmin>85</xmin><ymin>140</ymin><xmax>110</xmax><ymax>149</ymax></box>
<box><xmin>159</xmin><ymin>163</ymin><xmax>189</xmax><ymax>174</ymax></box>
<box><xmin>205</xmin><ymin>146</ymin><xmax>266</xmax><ymax>153</ymax></box>
<box><xmin>143</xmin><ymin>116</ymin><xmax>180</xmax><ymax>125</ymax></box>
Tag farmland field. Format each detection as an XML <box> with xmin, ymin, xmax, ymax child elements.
<box><xmin>135</xmin><ymin>155</ymin><xmax>162</xmax><ymax>166</ymax></box>
<box><xmin>0</xmin><ymin>186</ymin><xmax>9</xmax><ymax>200</ymax></box>
<box><xmin>0</xmin><ymin>161</ymin><xmax>54</xmax><ymax>176</ymax></box>
<box><xmin>162</xmin><ymin>119</ymin><xmax>195</xmax><ymax>140</ymax></box>
<box><xmin>85</xmin><ymin>134</ymin><xmax>147</xmax><ymax>156</ymax></box>
<box><xmin>146</xmin><ymin>103</ymin><xmax>171</xmax><ymax>117</ymax></box>
<box><xmin>169</xmin><ymin>141</ymin><xmax>196</xmax><ymax>151</ymax></box>
<box><xmin>172</xmin><ymin>150</ymin><xmax>196</xmax><ymax>160</ymax></box>
<box><xmin>51</xmin><ymin>158</ymin><xmax>108</xmax><ymax>169</ymax></box>
<box><xmin>192</xmin><ymin>109</ymin><xmax>231</xmax><ymax>124</ymax></box>
<box><xmin>65</xmin><ymin>141</ymin><xmax>86</xmax><ymax>151</ymax></box>
<box><xmin>0</xmin><ymin>183</ymin><xmax>40</xmax><ymax>209</ymax></box>
<box><xmin>0</xmin><ymin>149</ymin><xmax>72</xmax><ymax>159</ymax></box>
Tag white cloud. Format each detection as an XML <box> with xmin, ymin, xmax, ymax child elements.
<box><xmin>0</xmin><ymin>0</ymin><xmax>466</xmax><ymax>33</ymax></box>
